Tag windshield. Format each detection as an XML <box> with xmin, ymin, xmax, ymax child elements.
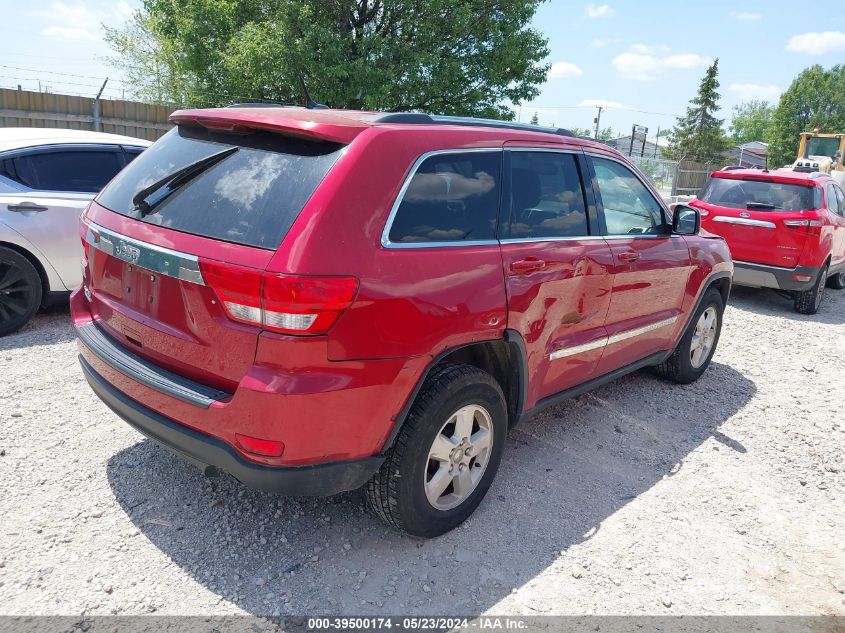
<box><xmin>700</xmin><ymin>177</ymin><xmax>820</xmax><ymax>211</ymax></box>
<box><xmin>805</xmin><ymin>136</ymin><xmax>840</xmax><ymax>158</ymax></box>
<box><xmin>96</xmin><ymin>126</ymin><xmax>344</xmax><ymax>250</ymax></box>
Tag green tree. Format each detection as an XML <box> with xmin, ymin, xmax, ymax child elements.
<box><xmin>530</xmin><ymin>112</ymin><xmax>540</xmax><ymax>125</ymax></box>
<box><xmin>768</xmin><ymin>64</ymin><xmax>845</xmax><ymax>167</ymax></box>
<box><xmin>665</xmin><ymin>59</ymin><xmax>729</xmax><ymax>162</ymax></box>
<box><xmin>570</xmin><ymin>126</ymin><xmax>614</xmax><ymax>140</ymax></box>
<box><xmin>106</xmin><ymin>0</ymin><xmax>550</xmax><ymax>118</ymax></box>
<box><xmin>729</xmin><ymin>100</ymin><xmax>774</xmax><ymax>145</ymax></box>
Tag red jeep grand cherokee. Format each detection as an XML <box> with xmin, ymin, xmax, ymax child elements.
<box><xmin>690</xmin><ymin>168</ymin><xmax>845</xmax><ymax>314</ymax></box>
<box><xmin>71</xmin><ymin>108</ymin><xmax>732</xmax><ymax>537</ymax></box>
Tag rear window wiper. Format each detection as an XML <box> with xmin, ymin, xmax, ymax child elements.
<box><xmin>746</xmin><ymin>202</ymin><xmax>779</xmax><ymax>210</ymax></box>
<box><xmin>132</xmin><ymin>146</ymin><xmax>239</xmax><ymax>217</ymax></box>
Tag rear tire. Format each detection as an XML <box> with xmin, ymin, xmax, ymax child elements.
<box><xmin>826</xmin><ymin>270</ymin><xmax>845</xmax><ymax>290</ymax></box>
<box><xmin>366</xmin><ymin>363</ymin><xmax>507</xmax><ymax>538</ymax></box>
<box><xmin>0</xmin><ymin>247</ymin><xmax>42</xmax><ymax>337</ymax></box>
<box><xmin>794</xmin><ymin>265</ymin><xmax>827</xmax><ymax>314</ymax></box>
<box><xmin>654</xmin><ymin>288</ymin><xmax>724</xmax><ymax>385</ymax></box>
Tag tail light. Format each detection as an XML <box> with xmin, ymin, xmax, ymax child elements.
<box><xmin>198</xmin><ymin>259</ymin><xmax>358</xmax><ymax>336</ymax></box>
<box><xmin>783</xmin><ymin>218</ymin><xmax>823</xmax><ymax>235</ymax></box>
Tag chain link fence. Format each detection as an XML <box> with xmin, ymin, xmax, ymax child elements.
<box><xmin>624</xmin><ymin>155</ymin><xmax>721</xmax><ymax>203</ymax></box>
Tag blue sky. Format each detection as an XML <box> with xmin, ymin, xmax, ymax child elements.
<box><xmin>3</xmin><ymin>0</ymin><xmax>845</xmax><ymax>142</ymax></box>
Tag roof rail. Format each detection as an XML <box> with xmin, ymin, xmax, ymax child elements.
<box><xmin>225</xmin><ymin>102</ymin><xmax>286</xmax><ymax>108</ymax></box>
<box><xmin>374</xmin><ymin>112</ymin><xmax>573</xmax><ymax>137</ymax></box>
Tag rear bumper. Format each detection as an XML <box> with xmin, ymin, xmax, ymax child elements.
<box><xmin>80</xmin><ymin>355</ymin><xmax>384</xmax><ymax>495</ymax></box>
<box><xmin>732</xmin><ymin>261</ymin><xmax>821</xmax><ymax>291</ymax></box>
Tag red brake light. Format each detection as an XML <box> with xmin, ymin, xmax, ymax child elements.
<box><xmin>198</xmin><ymin>259</ymin><xmax>358</xmax><ymax>335</ymax></box>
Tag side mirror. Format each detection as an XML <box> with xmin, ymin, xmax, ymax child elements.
<box><xmin>672</xmin><ymin>204</ymin><xmax>701</xmax><ymax>235</ymax></box>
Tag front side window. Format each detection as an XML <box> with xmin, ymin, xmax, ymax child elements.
<box><xmin>387</xmin><ymin>152</ymin><xmax>501</xmax><ymax>244</ymax></box>
<box><xmin>508</xmin><ymin>152</ymin><xmax>589</xmax><ymax>239</ymax></box>
<box><xmin>21</xmin><ymin>150</ymin><xmax>125</xmax><ymax>193</ymax></box>
<box><xmin>591</xmin><ymin>157</ymin><xmax>665</xmax><ymax>235</ymax></box>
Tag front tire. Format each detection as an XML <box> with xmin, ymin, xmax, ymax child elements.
<box><xmin>366</xmin><ymin>363</ymin><xmax>507</xmax><ymax>538</ymax></box>
<box><xmin>0</xmin><ymin>247</ymin><xmax>42</xmax><ymax>337</ymax></box>
<box><xmin>654</xmin><ymin>288</ymin><xmax>724</xmax><ymax>385</ymax></box>
<box><xmin>794</xmin><ymin>265</ymin><xmax>827</xmax><ymax>314</ymax></box>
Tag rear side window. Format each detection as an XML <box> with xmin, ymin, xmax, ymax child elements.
<box><xmin>701</xmin><ymin>177</ymin><xmax>819</xmax><ymax>212</ymax></box>
<box><xmin>2</xmin><ymin>149</ymin><xmax>124</xmax><ymax>193</ymax></box>
<box><xmin>96</xmin><ymin>127</ymin><xmax>344</xmax><ymax>250</ymax></box>
<box><xmin>509</xmin><ymin>152</ymin><xmax>589</xmax><ymax>239</ymax></box>
<box><xmin>387</xmin><ymin>151</ymin><xmax>501</xmax><ymax>244</ymax></box>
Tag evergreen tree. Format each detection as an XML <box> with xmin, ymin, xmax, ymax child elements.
<box><xmin>666</xmin><ymin>59</ymin><xmax>729</xmax><ymax>162</ymax></box>
<box><xmin>530</xmin><ymin>112</ymin><xmax>540</xmax><ymax>125</ymax></box>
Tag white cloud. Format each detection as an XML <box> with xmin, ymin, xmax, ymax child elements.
<box><xmin>32</xmin><ymin>1</ymin><xmax>99</xmax><ymax>26</ymax></box>
<box><xmin>729</xmin><ymin>83</ymin><xmax>781</xmax><ymax>101</ymax></box>
<box><xmin>787</xmin><ymin>31</ymin><xmax>845</xmax><ymax>55</ymax></box>
<box><xmin>585</xmin><ymin>3</ymin><xmax>614</xmax><ymax>18</ymax></box>
<box><xmin>612</xmin><ymin>44</ymin><xmax>710</xmax><ymax>81</ymax></box>
<box><xmin>730</xmin><ymin>11</ymin><xmax>761</xmax><ymax>20</ymax></box>
<box><xmin>548</xmin><ymin>61</ymin><xmax>583</xmax><ymax>79</ymax></box>
<box><xmin>41</xmin><ymin>25</ymin><xmax>99</xmax><ymax>41</ymax></box>
<box><xmin>579</xmin><ymin>99</ymin><xmax>630</xmax><ymax>110</ymax></box>
<box><xmin>592</xmin><ymin>37</ymin><xmax>621</xmax><ymax>48</ymax></box>
<box><xmin>114</xmin><ymin>0</ymin><xmax>134</xmax><ymax>20</ymax></box>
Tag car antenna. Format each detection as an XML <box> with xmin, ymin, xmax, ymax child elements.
<box><xmin>298</xmin><ymin>74</ymin><xmax>328</xmax><ymax>110</ymax></box>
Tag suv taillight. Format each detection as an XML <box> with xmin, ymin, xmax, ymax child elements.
<box><xmin>783</xmin><ymin>218</ymin><xmax>823</xmax><ymax>235</ymax></box>
<box><xmin>198</xmin><ymin>259</ymin><xmax>358</xmax><ymax>336</ymax></box>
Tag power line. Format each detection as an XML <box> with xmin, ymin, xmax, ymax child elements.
<box><xmin>0</xmin><ymin>64</ymin><xmax>112</xmax><ymax>82</ymax></box>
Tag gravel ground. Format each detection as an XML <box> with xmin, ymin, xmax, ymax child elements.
<box><xmin>0</xmin><ymin>287</ymin><xmax>843</xmax><ymax>617</ymax></box>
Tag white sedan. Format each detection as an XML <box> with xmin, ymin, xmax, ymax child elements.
<box><xmin>0</xmin><ymin>128</ymin><xmax>150</xmax><ymax>335</ymax></box>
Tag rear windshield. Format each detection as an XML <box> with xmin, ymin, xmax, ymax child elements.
<box><xmin>700</xmin><ymin>177</ymin><xmax>820</xmax><ymax>211</ymax></box>
<box><xmin>96</xmin><ymin>126</ymin><xmax>344</xmax><ymax>250</ymax></box>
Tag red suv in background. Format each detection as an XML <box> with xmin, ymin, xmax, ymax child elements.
<box><xmin>690</xmin><ymin>168</ymin><xmax>845</xmax><ymax>314</ymax></box>
<box><xmin>71</xmin><ymin>108</ymin><xmax>732</xmax><ymax>537</ymax></box>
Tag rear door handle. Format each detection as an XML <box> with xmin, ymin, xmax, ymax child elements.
<box><xmin>618</xmin><ymin>251</ymin><xmax>641</xmax><ymax>263</ymax></box>
<box><xmin>510</xmin><ymin>257</ymin><xmax>547</xmax><ymax>273</ymax></box>
<box><xmin>7</xmin><ymin>202</ymin><xmax>49</xmax><ymax>213</ymax></box>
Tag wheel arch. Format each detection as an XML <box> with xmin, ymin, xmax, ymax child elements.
<box><xmin>380</xmin><ymin>331</ymin><xmax>528</xmax><ymax>454</ymax></box>
<box><xmin>0</xmin><ymin>240</ymin><xmax>50</xmax><ymax>307</ymax></box>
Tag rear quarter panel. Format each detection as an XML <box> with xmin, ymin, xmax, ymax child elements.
<box><xmin>266</xmin><ymin>127</ymin><xmax>509</xmax><ymax>362</ymax></box>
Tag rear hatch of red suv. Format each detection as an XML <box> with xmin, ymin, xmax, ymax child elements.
<box><xmin>693</xmin><ymin>171</ymin><xmax>823</xmax><ymax>268</ymax></box>
<box><xmin>79</xmin><ymin>120</ymin><xmax>347</xmax><ymax>394</ymax></box>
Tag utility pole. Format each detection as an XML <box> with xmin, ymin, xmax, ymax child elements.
<box><xmin>593</xmin><ymin>106</ymin><xmax>604</xmax><ymax>140</ymax></box>
<box><xmin>92</xmin><ymin>78</ymin><xmax>109</xmax><ymax>132</ymax></box>
<box><xmin>654</xmin><ymin>126</ymin><xmax>660</xmax><ymax>158</ymax></box>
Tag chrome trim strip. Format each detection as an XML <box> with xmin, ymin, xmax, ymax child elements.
<box><xmin>733</xmin><ymin>259</ymin><xmax>792</xmax><ymax>271</ymax></box>
<box><xmin>86</xmin><ymin>222</ymin><xmax>205</xmax><ymax>285</ymax></box>
<box><xmin>549</xmin><ymin>337</ymin><xmax>607</xmax><ymax>361</ymax></box>
<box><xmin>712</xmin><ymin>216</ymin><xmax>776</xmax><ymax>229</ymax></box>
<box><xmin>548</xmin><ymin>315</ymin><xmax>679</xmax><ymax>361</ymax></box>
<box><xmin>380</xmin><ymin>148</ymin><xmax>503</xmax><ymax>249</ymax></box>
<box><xmin>500</xmin><ymin>235</ymin><xmax>606</xmax><ymax>244</ymax></box>
<box><xmin>606</xmin><ymin>316</ymin><xmax>678</xmax><ymax>346</ymax></box>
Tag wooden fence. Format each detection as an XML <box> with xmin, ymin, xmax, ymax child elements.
<box><xmin>674</xmin><ymin>159</ymin><xmax>720</xmax><ymax>197</ymax></box>
<box><xmin>0</xmin><ymin>88</ymin><xmax>173</xmax><ymax>141</ymax></box>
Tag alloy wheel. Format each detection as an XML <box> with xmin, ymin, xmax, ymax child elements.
<box><xmin>424</xmin><ymin>404</ymin><xmax>494</xmax><ymax>510</ymax></box>
<box><xmin>0</xmin><ymin>261</ymin><xmax>35</xmax><ymax>327</ymax></box>
<box><xmin>690</xmin><ymin>306</ymin><xmax>718</xmax><ymax>369</ymax></box>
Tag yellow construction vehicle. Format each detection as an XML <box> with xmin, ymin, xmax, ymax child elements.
<box><xmin>792</xmin><ymin>131</ymin><xmax>845</xmax><ymax>186</ymax></box>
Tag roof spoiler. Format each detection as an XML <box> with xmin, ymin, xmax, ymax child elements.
<box><xmin>169</xmin><ymin>109</ymin><xmax>364</xmax><ymax>144</ymax></box>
